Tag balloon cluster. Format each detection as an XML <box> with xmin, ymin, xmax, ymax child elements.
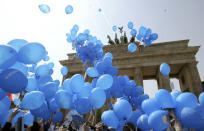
<box><xmin>136</xmin><ymin>26</ymin><xmax>158</xmax><ymax>46</ymax></box>
<box><xmin>112</xmin><ymin>22</ymin><xmax>159</xmax><ymax>53</ymax></box>
<box><xmin>66</xmin><ymin>25</ymin><xmax>104</xmax><ymax>65</ymax></box>
<box><xmin>0</xmin><ymin>39</ymin><xmax>63</xmax><ymax>126</ymax></box>
<box><xmin>127</xmin><ymin>21</ymin><xmax>159</xmax><ymax>46</ymax></box>
<box><xmin>100</xmin><ymin>60</ymin><xmax>203</xmax><ymax>130</ymax></box>
<box><xmin>102</xmin><ymin>88</ymin><xmax>204</xmax><ymax>131</ymax></box>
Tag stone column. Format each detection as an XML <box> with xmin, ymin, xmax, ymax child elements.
<box><xmin>134</xmin><ymin>68</ymin><xmax>143</xmax><ymax>86</ymax></box>
<box><xmin>178</xmin><ymin>66</ymin><xmax>191</xmax><ymax>92</ymax></box>
<box><xmin>157</xmin><ymin>68</ymin><xmax>171</xmax><ymax>92</ymax></box>
<box><xmin>178</xmin><ymin>63</ymin><xmax>203</xmax><ymax>96</ymax></box>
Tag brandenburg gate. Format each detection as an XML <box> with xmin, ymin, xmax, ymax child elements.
<box><xmin>60</xmin><ymin>40</ymin><xmax>203</xmax><ymax>96</ymax></box>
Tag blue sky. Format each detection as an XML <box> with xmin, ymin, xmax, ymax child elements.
<box><xmin>0</xmin><ymin>0</ymin><xmax>203</xmax><ymax>97</ymax></box>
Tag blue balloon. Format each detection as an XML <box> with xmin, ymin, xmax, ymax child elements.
<box><xmin>84</xmin><ymin>29</ymin><xmax>90</xmax><ymax>35</ymax></box>
<box><xmin>171</xmin><ymin>90</ymin><xmax>181</xmax><ymax>100</ymax></box>
<box><xmin>20</xmin><ymin>91</ymin><xmax>45</xmax><ymax>110</ymax></box>
<box><xmin>61</xmin><ymin>66</ymin><xmax>68</xmax><ymax>76</ymax></box>
<box><xmin>63</xmin><ymin>78</ymin><xmax>71</xmax><ymax>89</ymax></box>
<box><xmin>150</xmin><ymin>33</ymin><xmax>158</xmax><ymax>41</ymax></box>
<box><xmin>0</xmin><ymin>88</ymin><xmax>6</xmax><ymax>100</ymax></box>
<box><xmin>127</xmin><ymin>22</ymin><xmax>134</xmax><ymax>29</ymax></box>
<box><xmin>98</xmin><ymin>8</ymin><xmax>102</xmax><ymax>12</ymax></box>
<box><xmin>7</xmin><ymin>39</ymin><xmax>28</xmax><ymax>52</ymax></box>
<box><xmin>0</xmin><ymin>96</ymin><xmax>11</xmax><ymax>116</ymax></box>
<box><xmin>90</xmin><ymin>88</ymin><xmax>106</xmax><ymax>109</ymax></box>
<box><xmin>95</xmin><ymin>61</ymin><xmax>105</xmax><ymax>74</ymax></box>
<box><xmin>39</xmin><ymin>4</ymin><xmax>50</xmax><ymax>13</ymax></box>
<box><xmin>55</xmin><ymin>90</ymin><xmax>72</xmax><ymax>109</ymax></box>
<box><xmin>101</xmin><ymin>110</ymin><xmax>119</xmax><ymax>129</ymax></box>
<box><xmin>176</xmin><ymin>92</ymin><xmax>198</xmax><ymax>109</ymax></box>
<box><xmin>136</xmin><ymin>34</ymin><xmax>142</xmax><ymax>41</ymax></box>
<box><xmin>199</xmin><ymin>92</ymin><xmax>204</xmax><ymax>105</ymax></box>
<box><xmin>148</xmin><ymin>110</ymin><xmax>169</xmax><ymax>130</ymax></box>
<box><xmin>0</xmin><ymin>45</ymin><xmax>17</xmax><ymax>69</ymax></box>
<box><xmin>138</xmin><ymin>94</ymin><xmax>149</xmax><ymax>103</ymax></box>
<box><xmin>43</xmin><ymin>55</ymin><xmax>50</xmax><ymax>61</ymax></box>
<box><xmin>113</xmin><ymin>99</ymin><xmax>132</xmax><ymax>120</ymax></box>
<box><xmin>155</xmin><ymin>89</ymin><xmax>175</xmax><ymax>109</ymax></box>
<box><xmin>96</xmin><ymin>74</ymin><xmax>113</xmax><ymax>90</ymax></box>
<box><xmin>35</xmin><ymin>64</ymin><xmax>51</xmax><ymax>78</ymax></box>
<box><xmin>70</xmin><ymin>74</ymin><xmax>84</xmax><ymax>93</ymax></box>
<box><xmin>127</xmin><ymin>110</ymin><xmax>142</xmax><ymax>126</ymax></box>
<box><xmin>142</xmin><ymin>98</ymin><xmax>161</xmax><ymax>115</ymax></box>
<box><xmin>160</xmin><ymin>63</ymin><xmax>170</xmax><ymax>76</ymax></box>
<box><xmin>139</xmin><ymin>26</ymin><xmax>147</xmax><ymax>37</ymax></box>
<box><xmin>86</xmin><ymin>67</ymin><xmax>99</xmax><ymax>77</ymax></box>
<box><xmin>123</xmin><ymin>86</ymin><xmax>132</xmax><ymax>97</ymax></box>
<box><xmin>18</xmin><ymin>43</ymin><xmax>46</xmax><ymax>64</ymax></box>
<box><xmin>11</xmin><ymin>62</ymin><xmax>28</xmax><ymax>76</ymax></box>
<box><xmin>145</xmin><ymin>28</ymin><xmax>152</xmax><ymax>38</ymax></box>
<box><xmin>110</xmin><ymin>76</ymin><xmax>125</xmax><ymax>98</ymax></box>
<box><xmin>48</xmin><ymin>62</ymin><xmax>54</xmax><ymax>69</ymax></box>
<box><xmin>130</xmin><ymin>29</ymin><xmax>137</xmax><ymax>36</ymax></box>
<box><xmin>40</xmin><ymin>82</ymin><xmax>58</xmax><ymax>99</ymax></box>
<box><xmin>48</xmin><ymin>98</ymin><xmax>59</xmax><ymax>112</ymax></box>
<box><xmin>37</xmin><ymin>75</ymin><xmax>53</xmax><ymax>86</ymax></box>
<box><xmin>135</xmin><ymin>85</ymin><xmax>144</xmax><ymax>95</ymax></box>
<box><xmin>0</xmin><ymin>69</ymin><xmax>28</xmax><ymax>93</ymax></box>
<box><xmin>24</xmin><ymin>112</ymin><xmax>34</xmax><ymax>125</ymax></box>
<box><xmin>73</xmin><ymin>24</ymin><xmax>79</xmax><ymax>32</ymax></box>
<box><xmin>75</xmin><ymin>97</ymin><xmax>92</xmax><ymax>114</ymax></box>
<box><xmin>175</xmin><ymin>92</ymin><xmax>198</xmax><ymax>119</ymax></box>
<box><xmin>195</xmin><ymin>104</ymin><xmax>204</xmax><ymax>121</ymax></box>
<box><xmin>128</xmin><ymin>43</ymin><xmax>137</xmax><ymax>53</ymax></box>
<box><xmin>65</xmin><ymin>5</ymin><xmax>73</xmax><ymax>14</ymax></box>
<box><xmin>30</xmin><ymin>101</ymin><xmax>50</xmax><ymax>119</ymax></box>
<box><xmin>104</xmin><ymin>52</ymin><xmax>113</xmax><ymax>60</ymax></box>
<box><xmin>180</xmin><ymin>107</ymin><xmax>204</xmax><ymax>129</ymax></box>
<box><xmin>30</xmin><ymin>101</ymin><xmax>46</xmax><ymax>117</ymax></box>
<box><xmin>42</xmin><ymin>110</ymin><xmax>52</xmax><ymax>121</ymax></box>
<box><xmin>105</xmin><ymin>89</ymin><xmax>111</xmax><ymax>99</ymax></box>
<box><xmin>78</xmin><ymin>82</ymin><xmax>92</xmax><ymax>98</ymax></box>
<box><xmin>77</xmin><ymin>33</ymin><xmax>87</xmax><ymax>42</ymax></box>
<box><xmin>127</xmin><ymin>80</ymin><xmax>135</xmax><ymax>88</ymax></box>
<box><xmin>53</xmin><ymin>112</ymin><xmax>63</xmax><ymax>123</ymax></box>
<box><xmin>137</xmin><ymin>114</ymin><xmax>152</xmax><ymax>131</ymax></box>
<box><xmin>71</xmin><ymin>30</ymin><xmax>77</xmax><ymax>38</ymax></box>
<box><xmin>106</xmin><ymin>66</ymin><xmax>118</xmax><ymax>76</ymax></box>
<box><xmin>66</xmin><ymin>33</ymin><xmax>72</xmax><ymax>43</ymax></box>
<box><xmin>132</xmin><ymin>94</ymin><xmax>149</xmax><ymax>107</ymax></box>
<box><xmin>54</xmin><ymin>80</ymin><xmax>60</xmax><ymax>87</ymax></box>
<box><xmin>145</xmin><ymin>39</ymin><xmax>151</xmax><ymax>47</ymax></box>
<box><xmin>112</xmin><ymin>26</ymin><xmax>117</xmax><ymax>32</ymax></box>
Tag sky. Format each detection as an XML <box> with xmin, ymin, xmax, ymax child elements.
<box><xmin>0</xmin><ymin>0</ymin><xmax>204</xmax><ymax>97</ymax></box>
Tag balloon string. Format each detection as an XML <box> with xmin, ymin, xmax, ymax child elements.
<box><xmin>94</xmin><ymin>0</ymin><xmax>112</xmax><ymax>30</ymax></box>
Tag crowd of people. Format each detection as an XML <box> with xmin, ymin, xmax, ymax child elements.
<box><xmin>0</xmin><ymin>109</ymin><xmax>143</xmax><ymax>131</ymax></box>
<box><xmin>0</xmin><ymin>108</ymin><xmax>182</xmax><ymax>131</ymax></box>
